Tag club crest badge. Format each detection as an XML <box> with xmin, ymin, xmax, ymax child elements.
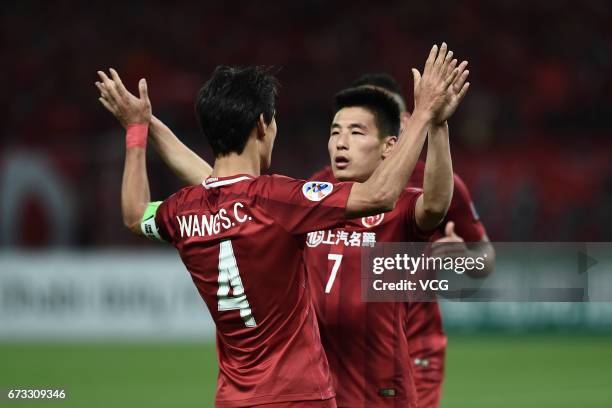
<box><xmin>361</xmin><ymin>213</ymin><xmax>384</xmax><ymax>228</ymax></box>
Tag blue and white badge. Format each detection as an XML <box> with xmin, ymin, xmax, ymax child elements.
<box><xmin>302</xmin><ymin>181</ymin><xmax>334</xmax><ymax>202</ymax></box>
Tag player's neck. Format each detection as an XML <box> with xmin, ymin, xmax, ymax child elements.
<box><xmin>212</xmin><ymin>140</ymin><xmax>261</xmax><ymax>178</ymax></box>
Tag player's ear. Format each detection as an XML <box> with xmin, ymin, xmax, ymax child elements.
<box><xmin>381</xmin><ymin>135</ymin><xmax>398</xmax><ymax>159</ymax></box>
<box><xmin>256</xmin><ymin>114</ymin><xmax>267</xmax><ymax>140</ymax></box>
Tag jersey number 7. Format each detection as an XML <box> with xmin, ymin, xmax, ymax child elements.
<box><xmin>217</xmin><ymin>240</ymin><xmax>257</xmax><ymax>327</ymax></box>
<box><xmin>325</xmin><ymin>254</ymin><xmax>343</xmax><ymax>293</ymax></box>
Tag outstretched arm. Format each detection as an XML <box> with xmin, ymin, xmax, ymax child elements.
<box><xmin>415</xmin><ymin>60</ymin><xmax>470</xmax><ymax>231</ymax></box>
<box><xmin>346</xmin><ymin>43</ymin><xmax>467</xmax><ymax>219</ymax></box>
<box><xmin>121</xmin><ymin>126</ymin><xmax>151</xmax><ymax>234</ymax></box>
<box><xmin>96</xmin><ymin>69</ymin><xmax>153</xmax><ymax>235</ymax></box>
<box><xmin>97</xmin><ymin>70</ymin><xmax>211</xmax><ymax>186</ymax></box>
<box><xmin>148</xmin><ymin>116</ymin><xmax>212</xmax><ymax>186</ymax></box>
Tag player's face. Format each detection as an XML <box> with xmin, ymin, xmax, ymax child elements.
<box><xmin>328</xmin><ymin>107</ymin><xmax>388</xmax><ymax>182</ymax></box>
<box><xmin>260</xmin><ymin>116</ymin><xmax>277</xmax><ymax>171</ymax></box>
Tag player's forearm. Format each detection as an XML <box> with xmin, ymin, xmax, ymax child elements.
<box><xmin>347</xmin><ymin>110</ymin><xmax>430</xmax><ymax>217</ymax></box>
<box><xmin>121</xmin><ymin>147</ymin><xmax>151</xmax><ymax>234</ymax></box>
<box><xmin>149</xmin><ymin>116</ymin><xmax>212</xmax><ymax>186</ymax></box>
<box><xmin>419</xmin><ymin>122</ymin><xmax>453</xmax><ymax>230</ymax></box>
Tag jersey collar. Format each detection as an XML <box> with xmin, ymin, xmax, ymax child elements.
<box><xmin>203</xmin><ymin>174</ymin><xmax>254</xmax><ymax>189</ymax></box>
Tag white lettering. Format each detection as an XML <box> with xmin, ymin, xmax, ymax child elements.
<box><xmin>234</xmin><ymin>203</ymin><xmax>248</xmax><ymax>223</ymax></box>
<box><xmin>177</xmin><ymin>216</ymin><xmax>192</xmax><ymax>237</ymax></box>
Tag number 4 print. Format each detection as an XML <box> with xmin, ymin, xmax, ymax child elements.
<box><xmin>325</xmin><ymin>254</ymin><xmax>343</xmax><ymax>293</ymax></box>
<box><xmin>217</xmin><ymin>240</ymin><xmax>256</xmax><ymax>327</ymax></box>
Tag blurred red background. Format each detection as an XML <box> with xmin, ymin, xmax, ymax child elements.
<box><xmin>1</xmin><ymin>0</ymin><xmax>611</xmax><ymax>247</ymax></box>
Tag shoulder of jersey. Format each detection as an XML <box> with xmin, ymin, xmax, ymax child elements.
<box><xmin>173</xmin><ymin>184</ymin><xmax>203</xmax><ymax>200</ymax></box>
<box><xmin>309</xmin><ymin>166</ymin><xmax>336</xmax><ymax>183</ymax></box>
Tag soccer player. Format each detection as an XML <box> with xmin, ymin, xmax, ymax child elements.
<box><xmin>96</xmin><ymin>44</ymin><xmax>461</xmax><ymax>407</ymax></box>
<box><xmin>317</xmin><ymin>72</ymin><xmax>496</xmax><ymax>407</ymax></box>
<box><xmin>303</xmin><ymin>78</ymin><xmax>471</xmax><ymax>407</ymax></box>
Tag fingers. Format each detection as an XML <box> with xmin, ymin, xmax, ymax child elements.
<box><xmin>95</xmin><ymin>81</ymin><xmax>112</xmax><ymax>101</ymax></box>
<box><xmin>424</xmin><ymin>44</ymin><xmax>438</xmax><ymax>75</ymax></box>
<box><xmin>454</xmin><ymin>70</ymin><xmax>470</xmax><ymax>94</ymax></box>
<box><xmin>98</xmin><ymin>96</ymin><xmax>115</xmax><ymax>113</ymax></box>
<box><xmin>456</xmin><ymin>81</ymin><xmax>470</xmax><ymax>104</ymax></box>
<box><xmin>138</xmin><ymin>78</ymin><xmax>149</xmax><ymax>102</ymax></box>
<box><xmin>445</xmin><ymin>221</ymin><xmax>455</xmax><ymax>237</ymax></box>
<box><xmin>411</xmin><ymin>68</ymin><xmax>421</xmax><ymax>92</ymax></box>
<box><xmin>446</xmin><ymin>59</ymin><xmax>458</xmax><ymax>78</ymax></box>
<box><xmin>442</xmin><ymin>50</ymin><xmax>454</xmax><ymax>76</ymax></box>
<box><xmin>433</xmin><ymin>42</ymin><xmax>448</xmax><ymax>74</ymax></box>
<box><xmin>455</xmin><ymin>60</ymin><xmax>469</xmax><ymax>77</ymax></box>
<box><xmin>443</xmin><ymin>67</ymin><xmax>460</xmax><ymax>90</ymax></box>
<box><xmin>97</xmin><ymin>70</ymin><xmax>121</xmax><ymax>101</ymax></box>
<box><xmin>109</xmin><ymin>68</ymin><xmax>128</xmax><ymax>97</ymax></box>
<box><xmin>452</xmin><ymin>61</ymin><xmax>469</xmax><ymax>92</ymax></box>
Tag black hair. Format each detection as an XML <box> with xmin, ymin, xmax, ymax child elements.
<box><xmin>351</xmin><ymin>72</ymin><xmax>407</xmax><ymax>111</ymax></box>
<box><xmin>195</xmin><ymin>66</ymin><xmax>278</xmax><ymax>157</ymax></box>
<box><xmin>351</xmin><ymin>73</ymin><xmax>403</xmax><ymax>96</ymax></box>
<box><xmin>333</xmin><ymin>87</ymin><xmax>401</xmax><ymax>137</ymax></box>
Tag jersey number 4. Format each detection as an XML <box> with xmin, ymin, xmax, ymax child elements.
<box><xmin>217</xmin><ymin>240</ymin><xmax>256</xmax><ymax>327</ymax></box>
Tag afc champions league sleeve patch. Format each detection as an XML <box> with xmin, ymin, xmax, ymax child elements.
<box><xmin>302</xmin><ymin>181</ymin><xmax>334</xmax><ymax>202</ymax></box>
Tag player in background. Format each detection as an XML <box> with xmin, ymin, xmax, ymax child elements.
<box><xmin>348</xmin><ymin>72</ymin><xmax>495</xmax><ymax>407</ymax></box>
<box><xmin>96</xmin><ymin>44</ymin><xmax>461</xmax><ymax>407</ymax></box>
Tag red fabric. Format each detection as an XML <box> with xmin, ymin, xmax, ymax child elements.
<box><xmin>155</xmin><ymin>174</ymin><xmax>353</xmax><ymax>407</ymax></box>
<box><xmin>304</xmin><ymin>187</ymin><xmax>425</xmax><ymax>408</ymax></box>
<box><xmin>257</xmin><ymin>398</ymin><xmax>337</xmax><ymax>407</ymax></box>
<box><xmin>309</xmin><ymin>163</ymin><xmax>486</xmax><ymax>408</ymax></box>
<box><xmin>406</xmin><ymin>160</ymin><xmax>486</xmax><ymax>406</ymax></box>
<box><xmin>411</xmin><ymin>353</ymin><xmax>445</xmax><ymax>408</ymax></box>
<box><xmin>408</xmin><ymin>161</ymin><xmax>485</xmax><ymax>242</ymax></box>
<box><xmin>125</xmin><ymin>123</ymin><xmax>148</xmax><ymax>149</ymax></box>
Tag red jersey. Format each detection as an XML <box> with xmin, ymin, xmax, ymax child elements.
<box><xmin>406</xmin><ymin>161</ymin><xmax>485</xmax><ymax>363</ymax></box>
<box><xmin>307</xmin><ymin>164</ymin><xmax>486</xmax><ymax>407</ymax></box>
<box><xmin>151</xmin><ymin>174</ymin><xmax>353</xmax><ymax>407</ymax></box>
<box><xmin>306</xmin><ymin>167</ymin><xmax>427</xmax><ymax>407</ymax></box>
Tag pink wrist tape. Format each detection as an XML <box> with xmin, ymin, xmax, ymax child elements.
<box><xmin>125</xmin><ymin>123</ymin><xmax>148</xmax><ymax>149</ymax></box>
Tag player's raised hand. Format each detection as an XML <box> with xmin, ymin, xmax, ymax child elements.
<box><xmin>433</xmin><ymin>60</ymin><xmax>470</xmax><ymax>124</ymax></box>
<box><xmin>429</xmin><ymin>221</ymin><xmax>468</xmax><ymax>259</ymax></box>
<box><xmin>95</xmin><ymin>68</ymin><xmax>151</xmax><ymax>129</ymax></box>
<box><xmin>412</xmin><ymin>43</ymin><xmax>466</xmax><ymax>123</ymax></box>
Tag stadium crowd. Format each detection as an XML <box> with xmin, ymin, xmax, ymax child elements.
<box><xmin>2</xmin><ymin>0</ymin><xmax>611</xmax><ymax>246</ymax></box>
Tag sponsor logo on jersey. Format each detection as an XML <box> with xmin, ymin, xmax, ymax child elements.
<box><xmin>361</xmin><ymin>213</ymin><xmax>384</xmax><ymax>228</ymax></box>
<box><xmin>306</xmin><ymin>229</ymin><xmax>377</xmax><ymax>248</ymax></box>
<box><xmin>306</xmin><ymin>231</ymin><xmax>325</xmax><ymax>247</ymax></box>
<box><xmin>302</xmin><ymin>181</ymin><xmax>333</xmax><ymax>201</ymax></box>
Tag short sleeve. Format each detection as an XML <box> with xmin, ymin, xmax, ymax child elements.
<box><xmin>399</xmin><ymin>188</ymin><xmax>432</xmax><ymax>241</ymax></box>
<box><xmin>445</xmin><ymin>174</ymin><xmax>486</xmax><ymax>242</ymax></box>
<box><xmin>250</xmin><ymin>175</ymin><xmax>353</xmax><ymax>235</ymax></box>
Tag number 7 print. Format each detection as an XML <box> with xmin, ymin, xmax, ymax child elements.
<box><xmin>325</xmin><ymin>253</ymin><xmax>343</xmax><ymax>293</ymax></box>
